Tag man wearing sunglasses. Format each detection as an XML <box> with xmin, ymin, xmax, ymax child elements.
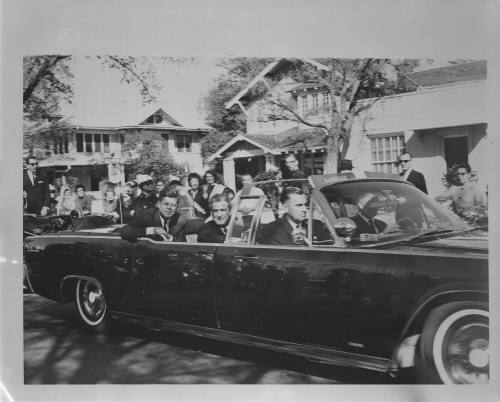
<box><xmin>23</xmin><ymin>157</ymin><xmax>50</xmax><ymax>216</ymax></box>
<box><xmin>132</xmin><ymin>174</ymin><xmax>158</xmax><ymax>216</ymax></box>
<box><xmin>398</xmin><ymin>152</ymin><xmax>427</xmax><ymax>194</ymax></box>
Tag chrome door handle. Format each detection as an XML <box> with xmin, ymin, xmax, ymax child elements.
<box><xmin>168</xmin><ymin>253</ymin><xmax>179</xmax><ymax>258</ymax></box>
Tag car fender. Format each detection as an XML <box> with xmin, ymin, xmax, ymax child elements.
<box><xmin>390</xmin><ymin>281</ymin><xmax>488</xmax><ymax>371</ymax></box>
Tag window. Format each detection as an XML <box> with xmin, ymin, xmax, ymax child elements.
<box><xmin>175</xmin><ymin>134</ymin><xmax>192</xmax><ymax>152</ymax></box>
<box><xmin>312</xmin><ymin>93</ymin><xmax>319</xmax><ymax>109</ymax></box>
<box><xmin>103</xmin><ymin>134</ymin><xmax>110</xmax><ymax>153</ymax></box>
<box><xmin>76</xmin><ymin>133</ymin><xmax>112</xmax><ymax>154</ymax></box>
<box><xmin>370</xmin><ymin>133</ymin><xmax>405</xmax><ymax>173</ymax></box>
<box><xmin>85</xmin><ymin>134</ymin><xmax>92</xmax><ymax>153</ymax></box>
<box><xmin>94</xmin><ymin>134</ymin><xmax>101</xmax><ymax>153</ymax></box>
<box><xmin>53</xmin><ymin>137</ymin><xmax>68</xmax><ymax>154</ymax></box>
<box><xmin>76</xmin><ymin>133</ymin><xmax>83</xmax><ymax>152</ymax></box>
<box><xmin>301</xmin><ymin>95</ymin><xmax>308</xmax><ymax>115</ymax></box>
<box><xmin>323</xmin><ymin>92</ymin><xmax>331</xmax><ymax>106</ymax></box>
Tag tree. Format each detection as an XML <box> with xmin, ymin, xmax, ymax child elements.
<box><xmin>200</xmin><ymin>129</ymin><xmax>235</xmax><ymax>159</ymax></box>
<box><xmin>123</xmin><ymin>138</ymin><xmax>183</xmax><ymax>181</ymax></box>
<box><xmin>201</xmin><ymin>57</ymin><xmax>272</xmax><ymax>132</ymax></box>
<box><xmin>264</xmin><ymin>58</ymin><xmax>420</xmax><ymax>173</ymax></box>
<box><xmin>23</xmin><ymin>55</ymin><xmax>161</xmax><ymax>122</ymax></box>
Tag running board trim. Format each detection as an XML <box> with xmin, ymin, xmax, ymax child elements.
<box><xmin>111</xmin><ymin>311</ymin><xmax>391</xmax><ymax>373</ymax></box>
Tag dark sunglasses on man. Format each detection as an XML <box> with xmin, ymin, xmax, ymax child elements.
<box><xmin>142</xmin><ymin>180</ymin><xmax>154</xmax><ymax>186</ymax></box>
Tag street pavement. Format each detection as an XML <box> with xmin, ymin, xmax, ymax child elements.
<box><xmin>24</xmin><ymin>293</ymin><xmax>390</xmax><ymax>384</ymax></box>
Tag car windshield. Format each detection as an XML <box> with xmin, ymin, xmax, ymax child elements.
<box><xmin>320</xmin><ymin>180</ymin><xmax>468</xmax><ymax>245</ymax></box>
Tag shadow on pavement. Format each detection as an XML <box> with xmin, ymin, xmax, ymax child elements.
<box><xmin>24</xmin><ymin>295</ymin><xmax>395</xmax><ymax>384</ymax></box>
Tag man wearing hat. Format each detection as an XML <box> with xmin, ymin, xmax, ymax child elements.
<box><xmin>338</xmin><ymin>159</ymin><xmax>355</xmax><ymax>178</ymax></box>
<box><xmin>132</xmin><ymin>174</ymin><xmax>158</xmax><ymax>216</ymax></box>
<box><xmin>351</xmin><ymin>192</ymin><xmax>387</xmax><ymax>235</ymax></box>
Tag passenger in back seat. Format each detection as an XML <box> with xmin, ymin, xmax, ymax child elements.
<box><xmin>197</xmin><ymin>194</ymin><xmax>232</xmax><ymax>243</ymax></box>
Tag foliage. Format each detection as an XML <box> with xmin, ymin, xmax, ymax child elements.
<box><xmin>123</xmin><ymin>138</ymin><xmax>183</xmax><ymax>181</ymax></box>
<box><xmin>200</xmin><ymin>129</ymin><xmax>237</xmax><ymax>158</ymax></box>
<box><xmin>23</xmin><ymin>55</ymin><xmax>161</xmax><ymax>123</ymax></box>
<box><xmin>255</xmin><ymin>169</ymin><xmax>281</xmax><ymax>181</ymax></box>
<box><xmin>23</xmin><ymin>56</ymin><xmax>73</xmax><ymax>121</ymax></box>
<box><xmin>200</xmin><ymin>58</ymin><xmax>272</xmax><ymax>132</ymax></box>
<box><xmin>263</xmin><ymin>58</ymin><xmax>420</xmax><ymax>173</ymax></box>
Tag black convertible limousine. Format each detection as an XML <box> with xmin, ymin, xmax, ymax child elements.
<box><xmin>23</xmin><ymin>174</ymin><xmax>489</xmax><ymax>384</ymax></box>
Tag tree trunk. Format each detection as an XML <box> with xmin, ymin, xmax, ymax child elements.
<box><xmin>323</xmin><ymin>134</ymin><xmax>339</xmax><ymax>174</ymax></box>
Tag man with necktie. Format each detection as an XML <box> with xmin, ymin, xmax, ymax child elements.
<box><xmin>121</xmin><ymin>189</ymin><xmax>187</xmax><ymax>242</ymax></box>
<box><xmin>23</xmin><ymin>156</ymin><xmax>50</xmax><ymax>215</ymax></box>
<box><xmin>197</xmin><ymin>193</ymin><xmax>232</xmax><ymax>243</ymax></box>
<box><xmin>258</xmin><ymin>187</ymin><xmax>331</xmax><ymax>246</ymax></box>
<box><xmin>398</xmin><ymin>152</ymin><xmax>427</xmax><ymax>194</ymax></box>
<box><xmin>351</xmin><ymin>192</ymin><xmax>387</xmax><ymax>235</ymax></box>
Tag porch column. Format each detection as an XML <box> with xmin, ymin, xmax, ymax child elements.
<box><xmin>223</xmin><ymin>158</ymin><xmax>235</xmax><ymax>189</ymax></box>
<box><xmin>265</xmin><ymin>154</ymin><xmax>279</xmax><ymax>171</ymax></box>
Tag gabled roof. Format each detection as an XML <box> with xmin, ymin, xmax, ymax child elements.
<box><xmin>207</xmin><ymin>133</ymin><xmax>279</xmax><ymax>161</ymax></box>
<box><xmin>407</xmin><ymin>60</ymin><xmax>486</xmax><ymax>87</ymax></box>
<box><xmin>139</xmin><ymin>107</ymin><xmax>182</xmax><ymax>126</ymax></box>
<box><xmin>225</xmin><ymin>58</ymin><xmax>330</xmax><ymax>109</ymax></box>
<box><xmin>207</xmin><ymin>126</ymin><xmax>327</xmax><ymax>161</ymax></box>
<box><xmin>288</xmin><ymin>82</ymin><xmax>328</xmax><ymax>93</ymax></box>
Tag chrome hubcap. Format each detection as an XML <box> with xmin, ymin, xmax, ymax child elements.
<box><xmin>444</xmin><ymin>322</ymin><xmax>489</xmax><ymax>384</ymax></box>
<box><xmin>81</xmin><ymin>281</ymin><xmax>105</xmax><ymax>320</ymax></box>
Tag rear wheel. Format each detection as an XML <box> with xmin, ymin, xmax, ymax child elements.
<box><xmin>75</xmin><ymin>278</ymin><xmax>110</xmax><ymax>333</ymax></box>
<box><xmin>417</xmin><ymin>301</ymin><xmax>489</xmax><ymax>384</ymax></box>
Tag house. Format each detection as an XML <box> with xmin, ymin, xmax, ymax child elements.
<box><xmin>24</xmin><ymin>107</ymin><xmax>208</xmax><ymax>192</ymax></box>
<box><xmin>210</xmin><ymin>59</ymin><xmax>487</xmax><ymax>195</ymax></box>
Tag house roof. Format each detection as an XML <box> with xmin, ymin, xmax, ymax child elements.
<box><xmin>407</xmin><ymin>60</ymin><xmax>486</xmax><ymax>87</ymax></box>
<box><xmin>225</xmin><ymin>58</ymin><xmax>330</xmax><ymax>109</ymax></box>
<box><xmin>27</xmin><ymin>105</ymin><xmax>209</xmax><ymax>133</ymax></box>
<box><xmin>139</xmin><ymin>108</ymin><xmax>182</xmax><ymax>126</ymax></box>
<box><xmin>207</xmin><ymin>126</ymin><xmax>327</xmax><ymax>161</ymax></box>
<box><xmin>287</xmin><ymin>82</ymin><xmax>328</xmax><ymax>92</ymax></box>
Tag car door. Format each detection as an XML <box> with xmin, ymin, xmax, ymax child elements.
<box><xmin>88</xmin><ymin>233</ymin><xmax>137</xmax><ymax>313</ymax></box>
<box><xmin>212</xmin><ymin>192</ymin><xmax>406</xmax><ymax>358</ymax></box>
<box><xmin>130</xmin><ymin>238</ymin><xmax>218</xmax><ymax>327</ymax></box>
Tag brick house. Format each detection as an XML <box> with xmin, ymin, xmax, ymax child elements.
<box><xmin>209</xmin><ymin>59</ymin><xmax>488</xmax><ymax>195</ymax></box>
<box><xmin>24</xmin><ymin>107</ymin><xmax>208</xmax><ymax>192</ymax></box>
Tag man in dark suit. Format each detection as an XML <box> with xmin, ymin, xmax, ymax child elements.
<box><xmin>197</xmin><ymin>194</ymin><xmax>232</xmax><ymax>243</ymax></box>
<box><xmin>121</xmin><ymin>189</ymin><xmax>187</xmax><ymax>242</ymax></box>
<box><xmin>258</xmin><ymin>187</ymin><xmax>332</xmax><ymax>246</ymax></box>
<box><xmin>398</xmin><ymin>152</ymin><xmax>427</xmax><ymax>194</ymax></box>
<box><xmin>351</xmin><ymin>193</ymin><xmax>388</xmax><ymax>235</ymax></box>
<box><xmin>23</xmin><ymin>156</ymin><xmax>50</xmax><ymax>215</ymax></box>
<box><xmin>132</xmin><ymin>174</ymin><xmax>158</xmax><ymax>216</ymax></box>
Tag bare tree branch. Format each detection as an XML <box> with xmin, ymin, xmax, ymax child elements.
<box><xmin>268</xmin><ymin>99</ymin><xmax>330</xmax><ymax>133</ymax></box>
<box><xmin>108</xmin><ymin>56</ymin><xmax>156</xmax><ymax>101</ymax></box>
<box><xmin>23</xmin><ymin>56</ymin><xmax>70</xmax><ymax>103</ymax></box>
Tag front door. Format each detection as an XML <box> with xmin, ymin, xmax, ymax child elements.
<box><xmin>131</xmin><ymin>240</ymin><xmax>218</xmax><ymax>327</ymax></box>
<box><xmin>444</xmin><ymin>136</ymin><xmax>468</xmax><ymax>168</ymax></box>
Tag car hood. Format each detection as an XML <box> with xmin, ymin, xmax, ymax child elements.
<box><xmin>390</xmin><ymin>230</ymin><xmax>488</xmax><ymax>255</ymax></box>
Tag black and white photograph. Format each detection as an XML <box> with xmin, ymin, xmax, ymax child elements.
<box><xmin>2</xmin><ymin>1</ymin><xmax>500</xmax><ymax>401</ymax></box>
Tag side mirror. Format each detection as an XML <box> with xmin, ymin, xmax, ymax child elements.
<box><xmin>334</xmin><ymin>217</ymin><xmax>357</xmax><ymax>238</ymax></box>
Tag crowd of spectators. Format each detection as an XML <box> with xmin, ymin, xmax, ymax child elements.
<box><xmin>23</xmin><ymin>152</ymin><xmax>488</xmax><ymax>229</ymax></box>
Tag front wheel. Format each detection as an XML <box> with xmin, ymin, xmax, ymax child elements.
<box><xmin>75</xmin><ymin>278</ymin><xmax>111</xmax><ymax>333</ymax></box>
<box><xmin>417</xmin><ymin>301</ymin><xmax>489</xmax><ymax>384</ymax></box>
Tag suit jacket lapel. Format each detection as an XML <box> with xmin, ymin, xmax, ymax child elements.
<box><xmin>280</xmin><ymin>217</ymin><xmax>295</xmax><ymax>243</ymax></box>
<box><xmin>153</xmin><ymin>210</ymin><xmax>162</xmax><ymax>228</ymax></box>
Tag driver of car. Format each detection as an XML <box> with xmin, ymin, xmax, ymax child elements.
<box><xmin>351</xmin><ymin>192</ymin><xmax>387</xmax><ymax>235</ymax></box>
<box><xmin>258</xmin><ymin>187</ymin><xmax>331</xmax><ymax>246</ymax></box>
<box><xmin>121</xmin><ymin>189</ymin><xmax>187</xmax><ymax>242</ymax></box>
